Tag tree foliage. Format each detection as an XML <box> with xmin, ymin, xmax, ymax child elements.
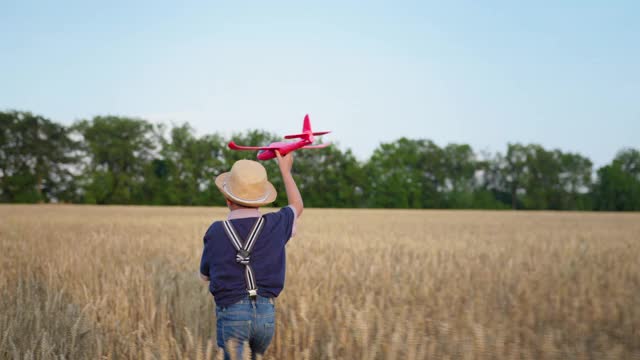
<box><xmin>592</xmin><ymin>148</ymin><xmax>640</xmax><ymax>211</ymax></box>
<box><xmin>0</xmin><ymin>111</ymin><xmax>77</xmax><ymax>203</ymax></box>
<box><xmin>1</xmin><ymin>110</ymin><xmax>638</xmax><ymax>211</ymax></box>
<box><xmin>72</xmin><ymin>116</ymin><xmax>158</xmax><ymax>204</ymax></box>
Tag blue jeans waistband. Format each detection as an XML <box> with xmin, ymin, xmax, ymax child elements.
<box><xmin>217</xmin><ymin>295</ymin><xmax>275</xmax><ymax>310</ymax></box>
<box><xmin>234</xmin><ymin>294</ymin><xmax>274</xmax><ymax>304</ymax></box>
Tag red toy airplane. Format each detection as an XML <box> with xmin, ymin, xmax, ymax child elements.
<box><xmin>228</xmin><ymin>114</ymin><xmax>331</xmax><ymax>161</ymax></box>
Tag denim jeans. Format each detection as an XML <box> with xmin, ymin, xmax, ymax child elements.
<box><xmin>216</xmin><ymin>295</ymin><xmax>276</xmax><ymax>360</ymax></box>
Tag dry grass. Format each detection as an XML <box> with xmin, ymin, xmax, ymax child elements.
<box><xmin>1</xmin><ymin>205</ymin><xmax>639</xmax><ymax>359</ymax></box>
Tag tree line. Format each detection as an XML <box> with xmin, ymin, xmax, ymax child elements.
<box><xmin>1</xmin><ymin>110</ymin><xmax>639</xmax><ymax>210</ymax></box>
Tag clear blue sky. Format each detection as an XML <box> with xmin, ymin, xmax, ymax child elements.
<box><xmin>1</xmin><ymin>0</ymin><xmax>638</xmax><ymax>167</ymax></box>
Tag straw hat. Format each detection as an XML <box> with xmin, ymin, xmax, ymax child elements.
<box><xmin>215</xmin><ymin>160</ymin><xmax>277</xmax><ymax>207</ymax></box>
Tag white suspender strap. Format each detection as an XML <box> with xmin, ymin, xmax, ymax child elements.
<box><xmin>222</xmin><ymin>217</ymin><xmax>265</xmax><ymax>297</ymax></box>
<box><xmin>222</xmin><ymin>220</ymin><xmax>243</xmax><ymax>251</ymax></box>
<box><xmin>244</xmin><ymin>217</ymin><xmax>264</xmax><ymax>253</ymax></box>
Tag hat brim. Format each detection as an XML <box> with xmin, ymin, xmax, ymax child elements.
<box><xmin>215</xmin><ymin>172</ymin><xmax>277</xmax><ymax>207</ymax></box>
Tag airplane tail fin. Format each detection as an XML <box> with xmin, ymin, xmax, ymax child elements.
<box><xmin>303</xmin><ymin>114</ymin><xmax>311</xmax><ymax>133</ymax></box>
<box><xmin>283</xmin><ymin>114</ymin><xmax>331</xmax><ymax>139</ymax></box>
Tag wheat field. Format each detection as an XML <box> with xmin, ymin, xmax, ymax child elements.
<box><xmin>0</xmin><ymin>205</ymin><xmax>639</xmax><ymax>359</ymax></box>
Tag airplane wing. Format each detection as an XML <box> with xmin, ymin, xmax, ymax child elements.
<box><xmin>284</xmin><ymin>131</ymin><xmax>331</xmax><ymax>139</ymax></box>
<box><xmin>228</xmin><ymin>141</ymin><xmax>278</xmax><ymax>151</ymax></box>
<box><xmin>302</xmin><ymin>143</ymin><xmax>331</xmax><ymax>149</ymax></box>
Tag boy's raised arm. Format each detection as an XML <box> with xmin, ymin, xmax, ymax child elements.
<box><xmin>275</xmin><ymin>150</ymin><xmax>303</xmax><ymax>218</ymax></box>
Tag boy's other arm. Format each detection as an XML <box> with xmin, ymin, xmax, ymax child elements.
<box><xmin>275</xmin><ymin>150</ymin><xmax>303</xmax><ymax>217</ymax></box>
<box><xmin>200</xmin><ymin>234</ymin><xmax>211</xmax><ymax>282</ymax></box>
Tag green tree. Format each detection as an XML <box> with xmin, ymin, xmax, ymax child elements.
<box><xmin>593</xmin><ymin>148</ymin><xmax>640</xmax><ymax>211</ymax></box>
<box><xmin>557</xmin><ymin>152</ymin><xmax>593</xmax><ymax>210</ymax></box>
<box><xmin>365</xmin><ymin>138</ymin><xmax>445</xmax><ymax>208</ymax></box>
<box><xmin>481</xmin><ymin>143</ymin><xmax>529</xmax><ymax>209</ymax></box>
<box><xmin>503</xmin><ymin>143</ymin><xmax>530</xmax><ymax>209</ymax></box>
<box><xmin>521</xmin><ymin>145</ymin><xmax>562</xmax><ymax>210</ymax></box>
<box><xmin>293</xmin><ymin>144</ymin><xmax>366</xmax><ymax>208</ymax></box>
<box><xmin>73</xmin><ymin>116</ymin><xmax>157</xmax><ymax>204</ymax></box>
<box><xmin>473</xmin><ymin>152</ymin><xmax>511</xmax><ymax>209</ymax></box>
<box><xmin>613</xmin><ymin>148</ymin><xmax>640</xmax><ymax>176</ymax></box>
<box><xmin>0</xmin><ymin>111</ymin><xmax>77</xmax><ymax>203</ymax></box>
<box><xmin>521</xmin><ymin>146</ymin><xmax>593</xmax><ymax>210</ymax></box>
<box><xmin>441</xmin><ymin>143</ymin><xmax>476</xmax><ymax>208</ymax></box>
<box><xmin>157</xmin><ymin>123</ymin><xmax>226</xmax><ymax>205</ymax></box>
<box><xmin>479</xmin><ymin>144</ymin><xmax>593</xmax><ymax>210</ymax></box>
<box><xmin>3</xmin><ymin>108</ymin><xmax>638</xmax><ymax>212</ymax></box>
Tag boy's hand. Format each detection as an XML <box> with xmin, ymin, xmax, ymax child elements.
<box><xmin>275</xmin><ymin>150</ymin><xmax>293</xmax><ymax>174</ymax></box>
<box><xmin>275</xmin><ymin>150</ymin><xmax>303</xmax><ymax>217</ymax></box>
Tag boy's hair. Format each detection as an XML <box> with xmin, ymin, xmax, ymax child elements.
<box><xmin>225</xmin><ymin>197</ymin><xmax>259</xmax><ymax>209</ymax></box>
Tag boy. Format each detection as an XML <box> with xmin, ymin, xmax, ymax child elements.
<box><xmin>199</xmin><ymin>151</ymin><xmax>302</xmax><ymax>359</ymax></box>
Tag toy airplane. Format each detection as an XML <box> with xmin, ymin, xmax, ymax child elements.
<box><xmin>228</xmin><ymin>114</ymin><xmax>331</xmax><ymax>161</ymax></box>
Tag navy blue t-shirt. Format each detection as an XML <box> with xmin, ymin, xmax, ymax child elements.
<box><xmin>200</xmin><ymin>207</ymin><xmax>295</xmax><ymax>306</ymax></box>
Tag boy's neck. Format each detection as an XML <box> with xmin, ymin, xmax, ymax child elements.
<box><xmin>228</xmin><ymin>203</ymin><xmax>260</xmax><ymax>211</ymax></box>
<box><xmin>227</xmin><ymin>203</ymin><xmax>261</xmax><ymax>220</ymax></box>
